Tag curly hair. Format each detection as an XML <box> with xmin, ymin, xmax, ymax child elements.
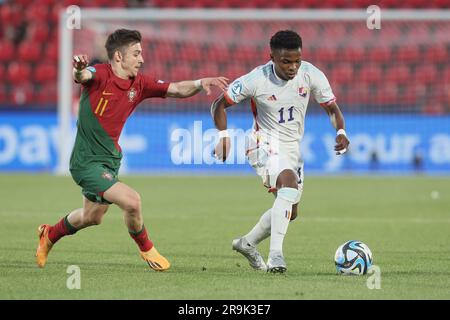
<box><xmin>270</xmin><ymin>30</ymin><xmax>302</xmax><ymax>51</ymax></box>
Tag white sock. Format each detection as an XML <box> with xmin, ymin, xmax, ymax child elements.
<box><xmin>244</xmin><ymin>209</ymin><xmax>271</xmax><ymax>247</ymax></box>
<box><xmin>269</xmin><ymin>195</ymin><xmax>294</xmax><ymax>254</ymax></box>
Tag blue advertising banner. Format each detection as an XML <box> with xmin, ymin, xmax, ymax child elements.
<box><xmin>0</xmin><ymin>112</ymin><xmax>449</xmax><ymax>174</ymax></box>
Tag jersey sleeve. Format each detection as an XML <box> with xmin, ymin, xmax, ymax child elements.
<box><xmin>224</xmin><ymin>71</ymin><xmax>258</xmax><ymax>105</ymax></box>
<box><xmin>79</xmin><ymin>64</ymin><xmax>109</xmax><ymax>90</ymax></box>
<box><xmin>310</xmin><ymin>69</ymin><xmax>336</xmax><ymax>106</ymax></box>
<box><xmin>142</xmin><ymin>76</ymin><xmax>170</xmax><ymax>99</ymax></box>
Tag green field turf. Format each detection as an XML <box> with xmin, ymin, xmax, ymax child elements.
<box><xmin>0</xmin><ymin>174</ymin><xmax>449</xmax><ymax>300</ymax></box>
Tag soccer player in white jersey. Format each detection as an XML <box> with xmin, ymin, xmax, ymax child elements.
<box><xmin>210</xmin><ymin>30</ymin><xmax>350</xmax><ymax>273</ymax></box>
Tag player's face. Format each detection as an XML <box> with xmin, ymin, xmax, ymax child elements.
<box><xmin>271</xmin><ymin>48</ymin><xmax>302</xmax><ymax>81</ymax></box>
<box><xmin>120</xmin><ymin>42</ymin><xmax>144</xmax><ymax>78</ymax></box>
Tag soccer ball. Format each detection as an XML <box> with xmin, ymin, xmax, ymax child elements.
<box><xmin>334</xmin><ymin>240</ymin><xmax>373</xmax><ymax>275</ymax></box>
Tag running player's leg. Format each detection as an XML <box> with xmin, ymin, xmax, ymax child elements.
<box><xmin>267</xmin><ymin>168</ymin><xmax>300</xmax><ymax>273</ymax></box>
<box><xmin>36</xmin><ymin>198</ymin><xmax>109</xmax><ymax>268</ymax></box>
<box><xmin>103</xmin><ymin>182</ymin><xmax>170</xmax><ymax>271</ymax></box>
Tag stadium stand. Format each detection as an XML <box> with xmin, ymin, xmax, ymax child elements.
<box><xmin>0</xmin><ymin>0</ymin><xmax>449</xmax><ymax>114</ymax></box>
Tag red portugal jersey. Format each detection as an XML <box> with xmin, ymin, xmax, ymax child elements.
<box><xmin>69</xmin><ymin>63</ymin><xmax>170</xmax><ymax>171</ymax></box>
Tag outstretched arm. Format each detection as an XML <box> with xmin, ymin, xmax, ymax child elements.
<box><xmin>321</xmin><ymin>101</ymin><xmax>350</xmax><ymax>155</ymax></box>
<box><xmin>211</xmin><ymin>93</ymin><xmax>233</xmax><ymax>161</ymax></box>
<box><xmin>72</xmin><ymin>54</ymin><xmax>93</xmax><ymax>83</ymax></box>
<box><xmin>166</xmin><ymin>77</ymin><xmax>229</xmax><ymax>98</ymax></box>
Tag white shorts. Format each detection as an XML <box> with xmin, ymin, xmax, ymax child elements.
<box><xmin>245</xmin><ymin>131</ymin><xmax>304</xmax><ymax>191</ymax></box>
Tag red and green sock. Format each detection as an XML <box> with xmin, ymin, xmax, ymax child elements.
<box><xmin>129</xmin><ymin>225</ymin><xmax>153</xmax><ymax>252</ymax></box>
<box><xmin>48</xmin><ymin>215</ymin><xmax>78</xmax><ymax>244</ymax></box>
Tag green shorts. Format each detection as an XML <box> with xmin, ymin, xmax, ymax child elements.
<box><xmin>70</xmin><ymin>164</ymin><xmax>119</xmax><ymax>204</ymax></box>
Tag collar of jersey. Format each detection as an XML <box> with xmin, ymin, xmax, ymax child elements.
<box><xmin>270</xmin><ymin>63</ymin><xmax>288</xmax><ymax>86</ymax></box>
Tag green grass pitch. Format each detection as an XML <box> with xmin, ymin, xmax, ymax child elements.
<box><xmin>0</xmin><ymin>174</ymin><xmax>449</xmax><ymax>299</ymax></box>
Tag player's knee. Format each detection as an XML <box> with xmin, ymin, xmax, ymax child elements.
<box><xmin>88</xmin><ymin>215</ymin><xmax>103</xmax><ymax>226</ymax></box>
<box><xmin>83</xmin><ymin>207</ymin><xmax>107</xmax><ymax>226</ymax></box>
<box><xmin>277</xmin><ymin>187</ymin><xmax>300</xmax><ymax>204</ymax></box>
<box><xmin>124</xmin><ymin>191</ymin><xmax>141</xmax><ymax>214</ymax></box>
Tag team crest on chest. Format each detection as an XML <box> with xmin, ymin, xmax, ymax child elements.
<box><xmin>128</xmin><ymin>88</ymin><xmax>137</xmax><ymax>102</ymax></box>
<box><xmin>299</xmin><ymin>87</ymin><xmax>308</xmax><ymax>98</ymax></box>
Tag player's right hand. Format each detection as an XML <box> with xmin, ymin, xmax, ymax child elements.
<box><xmin>214</xmin><ymin>137</ymin><xmax>231</xmax><ymax>162</ymax></box>
<box><xmin>72</xmin><ymin>54</ymin><xmax>89</xmax><ymax>71</ymax></box>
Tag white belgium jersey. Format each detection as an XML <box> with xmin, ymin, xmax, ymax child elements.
<box><xmin>224</xmin><ymin>60</ymin><xmax>336</xmax><ymax>144</ymax></box>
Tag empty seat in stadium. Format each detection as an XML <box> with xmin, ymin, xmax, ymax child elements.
<box><xmin>25</xmin><ymin>3</ymin><xmax>49</xmax><ymax>22</ymax></box>
<box><xmin>15</xmin><ymin>0</ymin><xmax>35</xmax><ymax>6</ymax></box>
<box><xmin>385</xmin><ymin>64</ymin><xmax>411</xmax><ymax>84</ymax></box>
<box><xmin>44</xmin><ymin>41</ymin><xmax>59</xmax><ymax>61</ymax></box>
<box><xmin>0</xmin><ymin>3</ymin><xmax>23</xmax><ymax>27</ymax></box>
<box><xmin>0</xmin><ymin>65</ymin><xmax>5</xmax><ymax>83</ymax></box>
<box><xmin>368</xmin><ymin>47</ymin><xmax>392</xmax><ymax>63</ymax></box>
<box><xmin>413</xmin><ymin>65</ymin><xmax>438</xmax><ymax>84</ymax></box>
<box><xmin>7</xmin><ymin>62</ymin><xmax>32</xmax><ymax>85</ymax></box>
<box><xmin>0</xmin><ymin>84</ymin><xmax>7</xmax><ymax>104</ymax></box>
<box><xmin>358</xmin><ymin>64</ymin><xmax>383</xmax><ymax>84</ymax></box>
<box><xmin>35</xmin><ymin>83</ymin><xmax>57</xmax><ymax>105</ymax></box>
<box><xmin>179</xmin><ymin>44</ymin><xmax>204</xmax><ymax>62</ymax></box>
<box><xmin>330</xmin><ymin>63</ymin><xmax>354</xmax><ymax>85</ymax></box>
<box><xmin>18</xmin><ymin>41</ymin><xmax>41</xmax><ymax>62</ymax></box>
<box><xmin>315</xmin><ymin>47</ymin><xmax>339</xmax><ymax>63</ymax></box>
<box><xmin>395</xmin><ymin>46</ymin><xmax>421</xmax><ymax>63</ymax></box>
<box><xmin>9</xmin><ymin>83</ymin><xmax>35</xmax><ymax>106</ymax></box>
<box><xmin>424</xmin><ymin>45</ymin><xmax>449</xmax><ymax>63</ymax></box>
<box><xmin>34</xmin><ymin>63</ymin><xmax>58</xmax><ymax>83</ymax></box>
<box><xmin>342</xmin><ymin>47</ymin><xmax>366</xmax><ymax>63</ymax></box>
<box><xmin>27</xmin><ymin>23</ymin><xmax>50</xmax><ymax>43</ymax></box>
<box><xmin>0</xmin><ymin>41</ymin><xmax>15</xmax><ymax>62</ymax></box>
<box><xmin>374</xmin><ymin>83</ymin><xmax>400</xmax><ymax>105</ymax></box>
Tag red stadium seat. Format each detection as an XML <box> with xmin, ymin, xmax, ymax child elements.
<box><xmin>33</xmin><ymin>63</ymin><xmax>58</xmax><ymax>83</ymax></box>
<box><xmin>7</xmin><ymin>62</ymin><xmax>32</xmax><ymax>85</ymax></box>
<box><xmin>27</xmin><ymin>23</ymin><xmax>50</xmax><ymax>43</ymax></box>
<box><xmin>179</xmin><ymin>44</ymin><xmax>203</xmax><ymax>63</ymax></box>
<box><xmin>9</xmin><ymin>83</ymin><xmax>35</xmax><ymax>106</ymax></box>
<box><xmin>374</xmin><ymin>83</ymin><xmax>400</xmax><ymax>105</ymax></box>
<box><xmin>348</xmin><ymin>83</ymin><xmax>372</xmax><ymax>104</ymax></box>
<box><xmin>15</xmin><ymin>0</ymin><xmax>34</xmax><ymax>5</ymax></box>
<box><xmin>35</xmin><ymin>83</ymin><xmax>57</xmax><ymax>105</ymax></box>
<box><xmin>358</xmin><ymin>64</ymin><xmax>383</xmax><ymax>84</ymax></box>
<box><xmin>0</xmin><ymin>65</ymin><xmax>5</xmax><ymax>83</ymax></box>
<box><xmin>0</xmin><ymin>41</ymin><xmax>15</xmax><ymax>62</ymax></box>
<box><xmin>424</xmin><ymin>45</ymin><xmax>449</xmax><ymax>63</ymax></box>
<box><xmin>25</xmin><ymin>4</ymin><xmax>49</xmax><ymax>22</ymax></box>
<box><xmin>0</xmin><ymin>3</ymin><xmax>23</xmax><ymax>27</ymax></box>
<box><xmin>18</xmin><ymin>41</ymin><xmax>41</xmax><ymax>62</ymax></box>
<box><xmin>385</xmin><ymin>64</ymin><xmax>411</xmax><ymax>84</ymax></box>
<box><xmin>413</xmin><ymin>65</ymin><xmax>438</xmax><ymax>84</ymax></box>
<box><xmin>395</xmin><ymin>46</ymin><xmax>421</xmax><ymax>63</ymax></box>
<box><xmin>330</xmin><ymin>63</ymin><xmax>354</xmax><ymax>85</ymax></box>
<box><xmin>315</xmin><ymin>47</ymin><xmax>339</xmax><ymax>63</ymax></box>
<box><xmin>44</xmin><ymin>41</ymin><xmax>59</xmax><ymax>61</ymax></box>
<box><xmin>368</xmin><ymin>47</ymin><xmax>392</xmax><ymax>63</ymax></box>
<box><xmin>343</xmin><ymin>47</ymin><xmax>366</xmax><ymax>63</ymax></box>
<box><xmin>0</xmin><ymin>84</ymin><xmax>7</xmax><ymax>104</ymax></box>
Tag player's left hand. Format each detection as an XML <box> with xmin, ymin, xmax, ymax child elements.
<box><xmin>201</xmin><ymin>77</ymin><xmax>229</xmax><ymax>95</ymax></box>
<box><xmin>335</xmin><ymin>134</ymin><xmax>350</xmax><ymax>155</ymax></box>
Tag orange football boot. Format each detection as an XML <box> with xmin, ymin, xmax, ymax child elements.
<box><xmin>140</xmin><ymin>247</ymin><xmax>170</xmax><ymax>271</ymax></box>
<box><xmin>36</xmin><ymin>224</ymin><xmax>54</xmax><ymax>268</ymax></box>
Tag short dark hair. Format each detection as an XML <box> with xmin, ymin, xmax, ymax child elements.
<box><xmin>270</xmin><ymin>30</ymin><xmax>302</xmax><ymax>51</ymax></box>
<box><xmin>105</xmin><ymin>29</ymin><xmax>142</xmax><ymax>59</ymax></box>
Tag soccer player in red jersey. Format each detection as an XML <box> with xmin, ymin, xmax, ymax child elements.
<box><xmin>36</xmin><ymin>29</ymin><xmax>228</xmax><ymax>271</ymax></box>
